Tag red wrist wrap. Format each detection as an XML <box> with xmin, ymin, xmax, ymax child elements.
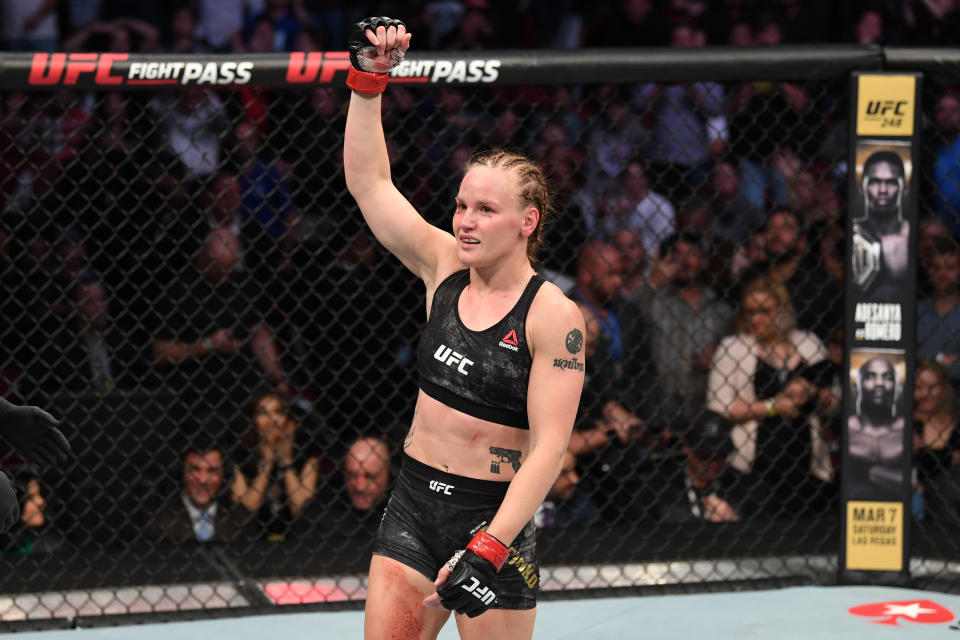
<box><xmin>467</xmin><ymin>530</ymin><xmax>509</xmax><ymax>571</ymax></box>
<box><xmin>347</xmin><ymin>67</ymin><xmax>388</xmax><ymax>95</ymax></box>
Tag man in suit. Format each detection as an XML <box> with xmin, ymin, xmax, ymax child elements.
<box><xmin>145</xmin><ymin>432</ymin><xmax>250</xmax><ymax>542</ymax></box>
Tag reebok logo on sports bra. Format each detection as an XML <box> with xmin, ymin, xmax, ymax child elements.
<box><xmin>498</xmin><ymin>329</ymin><xmax>520</xmax><ymax>352</ymax></box>
<box><xmin>433</xmin><ymin>345</ymin><xmax>474</xmax><ymax>375</ymax></box>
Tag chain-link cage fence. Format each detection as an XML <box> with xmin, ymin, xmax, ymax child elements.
<box><xmin>911</xmin><ymin>76</ymin><xmax>960</xmax><ymax>592</ymax></box>
<box><xmin>0</xmin><ymin>48</ymin><xmax>957</xmax><ymax>627</ymax></box>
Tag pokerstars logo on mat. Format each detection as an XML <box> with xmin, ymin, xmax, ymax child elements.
<box><xmin>848</xmin><ymin>599</ymin><xmax>955</xmax><ymax>626</ymax></box>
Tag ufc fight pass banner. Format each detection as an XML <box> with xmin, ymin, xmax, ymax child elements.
<box><xmin>841</xmin><ymin>72</ymin><xmax>921</xmax><ymax>580</ymax></box>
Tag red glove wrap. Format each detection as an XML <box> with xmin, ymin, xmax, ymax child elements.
<box><xmin>346</xmin><ymin>67</ymin><xmax>388</xmax><ymax>95</ymax></box>
<box><xmin>466</xmin><ymin>530</ymin><xmax>510</xmax><ymax>572</ymax></box>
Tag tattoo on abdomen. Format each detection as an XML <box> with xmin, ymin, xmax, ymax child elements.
<box><xmin>404</xmin><ymin>411</ymin><xmax>417</xmax><ymax>451</ymax></box>
<box><xmin>489</xmin><ymin>447</ymin><xmax>522</xmax><ymax>474</ymax></box>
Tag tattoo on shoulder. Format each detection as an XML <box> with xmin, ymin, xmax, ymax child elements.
<box><xmin>489</xmin><ymin>447</ymin><xmax>522</xmax><ymax>474</ymax></box>
<box><xmin>565</xmin><ymin>328</ymin><xmax>583</xmax><ymax>354</ymax></box>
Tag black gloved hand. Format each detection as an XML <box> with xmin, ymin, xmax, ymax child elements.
<box><xmin>0</xmin><ymin>470</ymin><xmax>20</xmax><ymax>534</ymax></box>
<box><xmin>437</xmin><ymin>531</ymin><xmax>509</xmax><ymax>618</ymax></box>
<box><xmin>348</xmin><ymin>16</ymin><xmax>407</xmax><ymax>73</ymax></box>
<box><xmin>0</xmin><ymin>398</ymin><xmax>70</xmax><ymax>465</ymax></box>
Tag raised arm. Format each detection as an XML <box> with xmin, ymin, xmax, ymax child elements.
<box><xmin>343</xmin><ymin>18</ymin><xmax>452</xmax><ymax>284</ymax></box>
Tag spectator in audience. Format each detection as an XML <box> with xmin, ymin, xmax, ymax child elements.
<box><xmin>150</xmin><ymin>226</ymin><xmax>292</xmax><ymax>426</ymax></box>
<box><xmin>852</xmin><ymin>7</ymin><xmax>887</xmax><ymax>44</ymax></box>
<box><xmin>0</xmin><ymin>454</ymin><xmax>54</xmax><ymax>554</ymax></box>
<box><xmin>919</xmin><ymin>215</ymin><xmax>952</xmax><ymax>268</ymax></box>
<box><xmin>65</xmin><ymin>0</ymin><xmax>101</xmax><ymax>32</ymax></box>
<box><xmin>636</xmin><ymin>24</ymin><xmax>723</xmax><ymax>202</ymax></box>
<box><xmin>815</xmin><ymin>221</ymin><xmax>845</xmax><ymax>294</ymax></box>
<box><xmin>62</xmin><ymin>16</ymin><xmax>160</xmax><ymax>52</ymax></box>
<box><xmin>612</xmin><ymin>228</ymin><xmax>647</xmax><ymax>297</ymax></box>
<box><xmin>912</xmin><ymin>358</ymin><xmax>960</xmax><ymax>525</ymax></box>
<box><xmin>887</xmin><ymin>0</ymin><xmax>960</xmax><ymax>44</ymax></box>
<box><xmin>231</xmin><ymin>388</ymin><xmax>318</xmax><ymax>541</ymax></box>
<box><xmin>295</xmin><ymin>434</ymin><xmax>392</xmax><ymax>543</ymax></box>
<box><xmin>918</xmin><ymin>216</ymin><xmax>953</xmax><ymax>296</ymax></box>
<box><xmin>145</xmin><ymin>432</ymin><xmax>252</xmax><ymax>542</ymax></box>
<box><xmin>12</xmin><ymin>91</ymin><xmax>92</xmax><ymax>231</ymax></box>
<box><xmin>231</xmin><ymin>119</ymin><xmax>299</xmax><ymax>283</ymax></box>
<box><xmin>161</xmin><ymin>6</ymin><xmax>205</xmax><ymax>53</ymax></box>
<box><xmin>786</xmin><ymin>165</ymin><xmax>840</xmax><ymax>226</ymax></box>
<box><xmin>726</xmin><ymin>15</ymin><xmax>819</xmax><ymax>213</ymax></box>
<box><xmin>149</xmin><ymin>86</ymin><xmax>230</xmax><ymax>182</ymax></box>
<box><xmin>917</xmin><ymin>238</ymin><xmax>960</xmax><ymax>393</ymax></box>
<box><xmin>625</xmin><ymin>229</ymin><xmax>732</xmax><ymax>421</ymax></box>
<box><xmin>236</xmin><ymin>12</ymin><xmax>276</xmax><ymax>54</ymax></box>
<box><xmin>538</xmin><ymin>142</ymin><xmax>589</xmax><ymax>281</ymax></box>
<box><xmin>933</xmin><ymin>92</ymin><xmax>960</xmax><ymax>239</ymax></box>
<box><xmin>654</xmin><ymin>409</ymin><xmax>740</xmax><ymax>523</ymax></box>
<box><xmin>583</xmin><ymin>0</ymin><xmax>668</xmax><ymax>46</ymax></box>
<box><xmin>570</xmin><ymin>241</ymin><xmax>624</xmax><ymax>372</ymax></box>
<box><xmin>342</xmin><ymin>436</ymin><xmax>391</xmax><ymax>515</ymax></box>
<box><xmin>238</xmin><ymin>0</ymin><xmax>303</xmax><ymax>52</ymax></box>
<box><xmin>1</xmin><ymin>0</ymin><xmax>61</xmax><ymax>51</ymax></box>
<box><xmin>709</xmin><ymin>160</ymin><xmax>764</xmax><ymax>249</ymax></box>
<box><xmin>194</xmin><ymin>0</ymin><xmax>264</xmax><ymax>52</ymax></box>
<box><xmin>533</xmin><ymin>450</ymin><xmax>598</xmax><ymax>528</ymax></box>
<box><xmin>700</xmin><ymin>0</ymin><xmax>751</xmax><ymax>45</ymax></box>
<box><xmin>22</xmin><ymin>269</ymin><xmax>148</xmax><ymax>396</ymax></box>
<box><xmin>726</xmin><ymin>18</ymin><xmax>753</xmax><ymax>46</ymax></box>
<box><xmin>63</xmin><ymin>92</ymin><xmax>177</xmax><ymax>305</ymax></box>
<box><xmin>568</xmin><ymin>242</ymin><xmax>657</xmax><ymax>523</ymax></box>
<box><xmin>440</xmin><ymin>4</ymin><xmax>497</xmax><ymax>50</ymax></box>
<box><xmin>581</xmin><ymin>88</ymin><xmax>651</xmax><ymax>202</ymax></box>
<box><xmin>736</xmin><ymin>208</ymin><xmax>842</xmax><ymax>343</ymax></box>
<box><xmin>584</xmin><ymin>161</ymin><xmax>677</xmax><ymax>258</ymax></box>
<box><xmin>707</xmin><ymin>276</ymin><xmax>837</xmax><ymax>518</ymax></box>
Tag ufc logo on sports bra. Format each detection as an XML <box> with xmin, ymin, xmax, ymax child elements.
<box><xmin>434</xmin><ymin>345</ymin><xmax>474</xmax><ymax>375</ymax></box>
<box><xmin>429</xmin><ymin>480</ymin><xmax>455</xmax><ymax>495</ymax></box>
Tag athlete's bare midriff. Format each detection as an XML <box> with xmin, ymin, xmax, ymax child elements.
<box><xmin>403</xmin><ymin>389</ymin><xmax>530</xmax><ymax>482</ymax></box>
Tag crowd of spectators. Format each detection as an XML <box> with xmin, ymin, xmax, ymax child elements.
<box><xmin>0</xmin><ymin>0</ymin><xmax>958</xmax><ymax>563</ymax></box>
<box><xmin>5</xmin><ymin>1</ymin><xmax>960</xmax><ymax>54</ymax></box>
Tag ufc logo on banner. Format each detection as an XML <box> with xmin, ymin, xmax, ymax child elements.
<box><xmin>429</xmin><ymin>480</ymin><xmax>454</xmax><ymax>495</ymax></box>
<box><xmin>433</xmin><ymin>345</ymin><xmax>473</xmax><ymax>375</ymax></box>
<box><xmin>460</xmin><ymin>577</ymin><xmax>496</xmax><ymax>606</ymax></box>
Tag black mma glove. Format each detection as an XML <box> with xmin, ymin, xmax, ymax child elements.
<box><xmin>0</xmin><ymin>470</ymin><xmax>20</xmax><ymax>534</ymax></box>
<box><xmin>437</xmin><ymin>530</ymin><xmax>510</xmax><ymax>618</ymax></box>
<box><xmin>0</xmin><ymin>398</ymin><xmax>70</xmax><ymax>466</ymax></box>
<box><xmin>347</xmin><ymin>16</ymin><xmax>407</xmax><ymax>95</ymax></box>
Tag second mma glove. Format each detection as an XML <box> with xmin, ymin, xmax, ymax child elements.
<box><xmin>347</xmin><ymin>16</ymin><xmax>407</xmax><ymax>95</ymax></box>
<box><xmin>0</xmin><ymin>398</ymin><xmax>70</xmax><ymax>466</ymax></box>
<box><xmin>437</xmin><ymin>530</ymin><xmax>510</xmax><ymax>618</ymax></box>
<box><xmin>0</xmin><ymin>470</ymin><xmax>20</xmax><ymax>534</ymax></box>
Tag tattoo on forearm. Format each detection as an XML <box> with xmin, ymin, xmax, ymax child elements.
<box><xmin>490</xmin><ymin>447</ymin><xmax>522</xmax><ymax>474</ymax></box>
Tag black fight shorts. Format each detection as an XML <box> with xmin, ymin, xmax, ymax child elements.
<box><xmin>372</xmin><ymin>454</ymin><xmax>539</xmax><ymax>610</ymax></box>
